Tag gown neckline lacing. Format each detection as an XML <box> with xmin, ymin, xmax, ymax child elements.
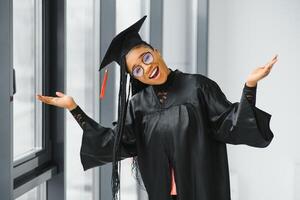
<box><xmin>151</xmin><ymin>68</ymin><xmax>178</xmax><ymax>106</ymax></box>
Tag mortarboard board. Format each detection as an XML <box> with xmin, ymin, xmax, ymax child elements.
<box><xmin>99</xmin><ymin>15</ymin><xmax>149</xmax><ymax>72</ymax></box>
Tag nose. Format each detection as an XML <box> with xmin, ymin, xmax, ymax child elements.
<box><xmin>143</xmin><ymin>63</ymin><xmax>154</xmax><ymax>78</ymax></box>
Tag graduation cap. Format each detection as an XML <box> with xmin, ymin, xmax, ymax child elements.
<box><xmin>98</xmin><ymin>15</ymin><xmax>150</xmax><ymax>200</ymax></box>
<box><xmin>99</xmin><ymin>15</ymin><xmax>149</xmax><ymax>71</ymax></box>
<box><xmin>99</xmin><ymin>15</ymin><xmax>150</xmax><ymax>99</ymax></box>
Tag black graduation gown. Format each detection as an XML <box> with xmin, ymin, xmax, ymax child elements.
<box><xmin>70</xmin><ymin>69</ymin><xmax>274</xmax><ymax>200</ymax></box>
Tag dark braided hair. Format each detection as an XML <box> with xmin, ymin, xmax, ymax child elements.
<box><xmin>111</xmin><ymin>42</ymin><xmax>153</xmax><ymax>200</ymax></box>
<box><xmin>111</xmin><ymin>56</ymin><xmax>128</xmax><ymax>200</ymax></box>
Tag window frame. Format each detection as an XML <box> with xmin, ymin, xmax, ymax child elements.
<box><xmin>12</xmin><ymin>0</ymin><xmax>52</xmax><ymax>179</ymax></box>
<box><xmin>12</xmin><ymin>0</ymin><xmax>44</xmax><ymax>163</ymax></box>
<box><xmin>0</xmin><ymin>0</ymin><xmax>66</xmax><ymax>198</ymax></box>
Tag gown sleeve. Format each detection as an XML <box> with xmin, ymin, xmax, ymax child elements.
<box><xmin>199</xmin><ymin>77</ymin><xmax>274</xmax><ymax>148</ymax></box>
<box><xmin>69</xmin><ymin>100</ymin><xmax>137</xmax><ymax>171</ymax></box>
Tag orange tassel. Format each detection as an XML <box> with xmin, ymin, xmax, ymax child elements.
<box><xmin>170</xmin><ymin>167</ymin><xmax>177</xmax><ymax>195</ymax></box>
<box><xmin>100</xmin><ymin>69</ymin><xmax>108</xmax><ymax>99</ymax></box>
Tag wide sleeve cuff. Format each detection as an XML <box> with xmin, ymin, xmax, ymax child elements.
<box><xmin>243</xmin><ymin>82</ymin><xmax>257</xmax><ymax>106</ymax></box>
<box><xmin>69</xmin><ymin>105</ymin><xmax>87</xmax><ymax>129</ymax></box>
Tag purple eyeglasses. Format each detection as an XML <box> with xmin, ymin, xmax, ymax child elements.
<box><xmin>131</xmin><ymin>52</ymin><xmax>154</xmax><ymax>78</ymax></box>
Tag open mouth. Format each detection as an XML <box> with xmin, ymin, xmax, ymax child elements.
<box><xmin>149</xmin><ymin>66</ymin><xmax>160</xmax><ymax>79</ymax></box>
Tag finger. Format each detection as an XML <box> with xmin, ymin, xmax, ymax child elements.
<box><xmin>265</xmin><ymin>63</ymin><xmax>274</xmax><ymax>73</ymax></box>
<box><xmin>265</xmin><ymin>55</ymin><xmax>278</xmax><ymax>66</ymax></box>
<box><xmin>265</xmin><ymin>58</ymin><xmax>277</xmax><ymax>69</ymax></box>
<box><xmin>38</xmin><ymin>95</ymin><xmax>55</xmax><ymax>105</ymax></box>
<box><xmin>266</xmin><ymin>61</ymin><xmax>276</xmax><ymax>69</ymax></box>
<box><xmin>56</xmin><ymin>91</ymin><xmax>65</xmax><ymax>97</ymax></box>
<box><xmin>265</xmin><ymin>64</ymin><xmax>273</xmax><ymax>71</ymax></box>
<box><xmin>272</xmin><ymin>54</ymin><xmax>278</xmax><ymax>60</ymax></box>
<box><xmin>36</xmin><ymin>94</ymin><xmax>44</xmax><ymax>101</ymax></box>
<box><xmin>269</xmin><ymin>58</ymin><xmax>278</xmax><ymax>67</ymax></box>
<box><xmin>266</xmin><ymin>57</ymin><xmax>277</xmax><ymax>66</ymax></box>
<box><xmin>36</xmin><ymin>95</ymin><xmax>57</xmax><ymax>106</ymax></box>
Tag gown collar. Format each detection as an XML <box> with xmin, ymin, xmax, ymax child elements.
<box><xmin>152</xmin><ymin>68</ymin><xmax>176</xmax><ymax>92</ymax></box>
<box><xmin>150</xmin><ymin>68</ymin><xmax>179</xmax><ymax>108</ymax></box>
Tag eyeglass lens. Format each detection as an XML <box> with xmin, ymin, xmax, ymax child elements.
<box><xmin>132</xmin><ymin>52</ymin><xmax>153</xmax><ymax>78</ymax></box>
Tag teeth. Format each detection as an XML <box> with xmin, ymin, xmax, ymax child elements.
<box><xmin>150</xmin><ymin>67</ymin><xmax>158</xmax><ymax>79</ymax></box>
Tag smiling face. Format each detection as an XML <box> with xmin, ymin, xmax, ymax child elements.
<box><xmin>125</xmin><ymin>44</ymin><xmax>170</xmax><ymax>85</ymax></box>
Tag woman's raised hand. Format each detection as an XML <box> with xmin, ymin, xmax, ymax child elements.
<box><xmin>36</xmin><ymin>92</ymin><xmax>77</xmax><ymax>111</ymax></box>
<box><xmin>246</xmin><ymin>54</ymin><xmax>278</xmax><ymax>87</ymax></box>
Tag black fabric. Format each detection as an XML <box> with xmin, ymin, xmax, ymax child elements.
<box><xmin>243</xmin><ymin>82</ymin><xmax>257</xmax><ymax>106</ymax></box>
<box><xmin>130</xmin><ymin>75</ymin><xmax>150</xmax><ymax>96</ymax></box>
<box><xmin>171</xmin><ymin>195</ymin><xmax>178</xmax><ymax>200</ymax></box>
<box><xmin>70</xmin><ymin>69</ymin><xmax>274</xmax><ymax>200</ymax></box>
<box><xmin>152</xmin><ymin>68</ymin><xmax>176</xmax><ymax>104</ymax></box>
<box><xmin>152</xmin><ymin>68</ymin><xmax>176</xmax><ymax>92</ymax></box>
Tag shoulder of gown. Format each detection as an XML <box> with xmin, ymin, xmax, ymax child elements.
<box><xmin>192</xmin><ymin>73</ymin><xmax>274</xmax><ymax>147</ymax></box>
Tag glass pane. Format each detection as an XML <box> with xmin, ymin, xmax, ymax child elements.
<box><xmin>16</xmin><ymin>183</ymin><xmax>46</xmax><ymax>200</ymax></box>
<box><xmin>163</xmin><ymin>0</ymin><xmax>198</xmax><ymax>73</ymax></box>
<box><xmin>13</xmin><ymin>0</ymin><xmax>43</xmax><ymax>161</ymax></box>
<box><xmin>16</xmin><ymin>187</ymin><xmax>38</xmax><ymax>200</ymax></box>
<box><xmin>66</xmin><ymin>0</ymin><xmax>96</xmax><ymax>199</ymax></box>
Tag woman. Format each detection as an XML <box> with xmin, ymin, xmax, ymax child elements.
<box><xmin>37</xmin><ymin>16</ymin><xmax>277</xmax><ymax>200</ymax></box>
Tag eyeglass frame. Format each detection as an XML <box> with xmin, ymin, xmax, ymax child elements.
<box><xmin>130</xmin><ymin>51</ymin><xmax>154</xmax><ymax>78</ymax></box>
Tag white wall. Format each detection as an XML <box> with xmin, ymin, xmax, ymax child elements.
<box><xmin>208</xmin><ymin>0</ymin><xmax>300</xmax><ymax>199</ymax></box>
<box><xmin>163</xmin><ymin>0</ymin><xmax>198</xmax><ymax>73</ymax></box>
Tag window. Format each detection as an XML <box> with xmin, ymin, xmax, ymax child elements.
<box><xmin>1</xmin><ymin>0</ymin><xmax>64</xmax><ymax>198</ymax></box>
<box><xmin>16</xmin><ymin>183</ymin><xmax>46</xmax><ymax>200</ymax></box>
<box><xmin>13</xmin><ymin>0</ymin><xmax>43</xmax><ymax>162</ymax></box>
<box><xmin>12</xmin><ymin>0</ymin><xmax>56</xmax><ymax>198</ymax></box>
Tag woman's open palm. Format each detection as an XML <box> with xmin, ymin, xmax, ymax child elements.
<box><xmin>36</xmin><ymin>92</ymin><xmax>76</xmax><ymax>110</ymax></box>
<box><xmin>247</xmin><ymin>54</ymin><xmax>278</xmax><ymax>84</ymax></box>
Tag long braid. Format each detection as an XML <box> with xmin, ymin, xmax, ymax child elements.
<box><xmin>111</xmin><ymin>44</ymin><xmax>153</xmax><ymax>199</ymax></box>
<box><xmin>111</xmin><ymin>57</ymin><xmax>129</xmax><ymax>200</ymax></box>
